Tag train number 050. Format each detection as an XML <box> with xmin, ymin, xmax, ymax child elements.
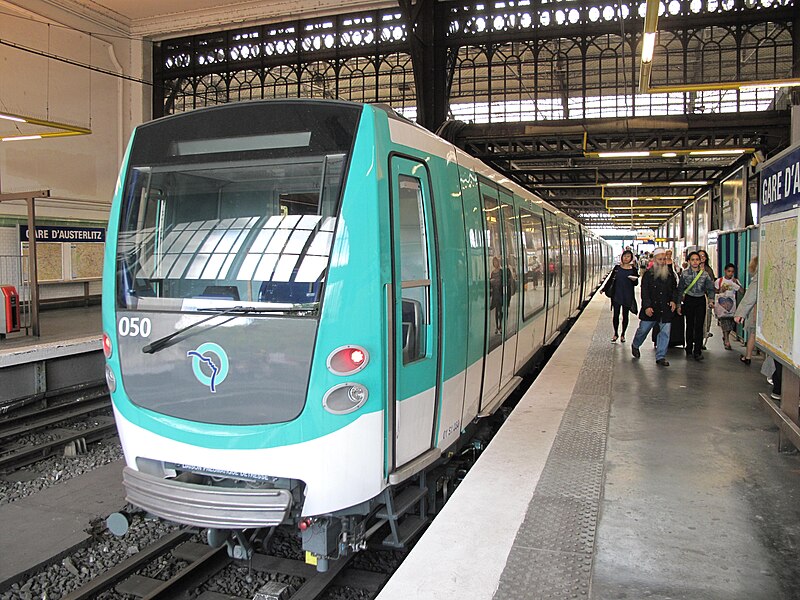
<box><xmin>118</xmin><ymin>317</ymin><xmax>152</xmax><ymax>338</ymax></box>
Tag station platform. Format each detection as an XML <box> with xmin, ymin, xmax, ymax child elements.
<box><xmin>377</xmin><ymin>291</ymin><xmax>800</xmax><ymax>600</ymax></box>
<box><xmin>0</xmin><ymin>305</ymin><xmax>103</xmax><ymax>404</ymax></box>
<box><xmin>0</xmin><ymin>304</ymin><xmax>101</xmax><ymax>358</ymax></box>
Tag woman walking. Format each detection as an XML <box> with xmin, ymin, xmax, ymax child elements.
<box><xmin>678</xmin><ymin>251</ymin><xmax>716</xmax><ymax>360</ymax></box>
<box><xmin>734</xmin><ymin>256</ymin><xmax>759</xmax><ymax>365</ymax></box>
<box><xmin>603</xmin><ymin>250</ymin><xmax>639</xmax><ymax>342</ymax></box>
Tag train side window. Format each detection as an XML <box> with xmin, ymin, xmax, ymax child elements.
<box><xmin>544</xmin><ymin>212</ymin><xmax>561</xmax><ymax>303</ymax></box>
<box><xmin>559</xmin><ymin>223</ymin><xmax>570</xmax><ymax>297</ymax></box>
<box><xmin>519</xmin><ymin>208</ymin><xmax>546</xmax><ymax>320</ymax></box>
<box><xmin>501</xmin><ymin>202</ymin><xmax>520</xmax><ymax>340</ymax></box>
<box><xmin>397</xmin><ymin>175</ymin><xmax>429</xmax><ymax>364</ymax></box>
<box><xmin>482</xmin><ymin>192</ymin><xmax>503</xmax><ymax>352</ymax></box>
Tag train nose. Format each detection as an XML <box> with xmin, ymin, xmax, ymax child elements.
<box><xmin>122</xmin><ymin>467</ymin><xmax>293</xmax><ymax>528</ymax></box>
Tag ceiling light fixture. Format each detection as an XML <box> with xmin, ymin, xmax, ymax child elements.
<box><xmin>0</xmin><ymin>110</ymin><xmax>91</xmax><ymax>141</ymax></box>
<box><xmin>670</xmin><ymin>181</ymin><xmax>708</xmax><ymax>186</ymax></box>
<box><xmin>0</xmin><ymin>113</ymin><xmax>26</xmax><ymax>123</ymax></box>
<box><xmin>606</xmin><ymin>182</ymin><xmax>643</xmax><ymax>187</ymax></box>
<box><xmin>604</xmin><ymin>195</ymin><xmax>695</xmax><ymax>201</ymax></box>
<box><xmin>689</xmin><ymin>149</ymin><xmax>748</xmax><ymax>156</ymax></box>
<box><xmin>2</xmin><ymin>135</ymin><xmax>42</xmax><ymax>142</ymax></box>
<box><xmin>597</xmin><ymin>151</ymin><xmax>651</xmax><ymax>158</ymax></box>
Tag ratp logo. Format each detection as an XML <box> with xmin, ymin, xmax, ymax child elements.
<box><xmin>187</xmin><ymin>342</ymin><xmax>229</xmax><ymax>393</ymax></box>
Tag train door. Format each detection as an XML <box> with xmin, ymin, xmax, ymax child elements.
<box><xmin>390</xmin><ymin>157</ymin><xmax>440</xmax><ymax>468</ymax></box>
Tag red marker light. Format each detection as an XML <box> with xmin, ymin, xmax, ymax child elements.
<box><xmin>327</xmin><ymin>346</ymin><xmax>369</xmax><ymax>375</ymax></box>
<box><xmin>350</xmin><ymin>349</ymin><xmax>365</xmax><ymax>366</ymax></box>
<box><xmin>102</xmin><ymin>332</ymin><xmax>113</xmax><ymax>359</ymax></box>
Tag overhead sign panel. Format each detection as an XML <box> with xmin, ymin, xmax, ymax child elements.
<box><xmin>760</xmin><ymin>143</ymin><xmax>800</xmax><ymax>218</ymax></box>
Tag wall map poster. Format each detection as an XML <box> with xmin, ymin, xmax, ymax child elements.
<box><xmin>22</xmin><ymin>243</ymin><xmax>64</xmax><ymax>282</ymax></box>
<box><xmin>756</xmin><ymin>210</ymin><xmax>800</xmax><ymax>369</ymax></box>
<box><xmin>70</xmin><ymin>243</ymin><xmax>104</xmax><ymax>279</ymax></box>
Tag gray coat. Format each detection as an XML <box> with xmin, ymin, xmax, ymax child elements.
<box><xmin>734</xmin><ymin>273</ymin><xmax>758</xmax><ymax>331</ymax></box>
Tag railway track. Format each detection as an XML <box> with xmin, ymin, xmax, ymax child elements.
<box><xmin>61</xmin><ymin>528</ymin><xmax>391</xmax><ymax>600</ymax></box>
<box><xmin>0</xmin><ymin>385</ymin><xmax>115</xmax><ymax>471</ymax></box>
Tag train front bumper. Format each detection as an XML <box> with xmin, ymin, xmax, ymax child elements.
<box><xmin>122</xmin><ymin>466</ymin><xmax>293</xmax><ymax>529</ymax></box>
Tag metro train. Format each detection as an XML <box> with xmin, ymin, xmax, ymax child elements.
<box><xmin>102</xmin><ymin>99</ymin><xmax>612</xmax><ymax>568</ymax></box>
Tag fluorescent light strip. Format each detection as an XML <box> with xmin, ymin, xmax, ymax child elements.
<box><xmin>606</xmin><ymin>182</ymin><xmax>643</xmax><ymax>187</ymax></box>
<box><xmin>597</xmin><ymin>151</ymin><xmax>651</xmax><ymax>158</ymax></box>
<box><xmin>2</xmin><ymin>135</ymin><xmax>42</xmax><ymax>141</ymax></box>
<box><xmin>0</xmin><ymin>113</ymin><xmax>26</xmax><ymax>123</ymax></box>
<box><xmin>641</xmin><ymin>32</ymin><xmax>656</xmax><ymax>63</ymax></box>
<box><xmin>670</xmin><ymin>181</ymin><xmax>707</xmax><ymax>186</ymax></box>
<box><xmin>689</xmin><ymin>149</ymin><xmax>747</xmax><ymax>156</ymax></box>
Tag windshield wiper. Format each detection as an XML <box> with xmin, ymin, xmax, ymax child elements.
<box><xmin>142</xmin><ymin>305</ymin><xmax>256</xmax><ymax>354</ymax></box>
<box><xmin>141</xmin><ymin>304</ymin><xmax>317</xmax><ymax>354</ymax></box>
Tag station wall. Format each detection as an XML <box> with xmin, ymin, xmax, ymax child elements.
<box><xmin>0</xmin><ymin>3</ymin><xmax>148</xmax><ymax>223</ymax></box>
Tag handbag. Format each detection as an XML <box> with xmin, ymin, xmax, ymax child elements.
<box><xmin>602</xmin><ymin>267</ymin><xmax>617</xmax><ymax>298</ymax></box>
<box><xmin>714</xmin><ymin>290</ymin><xmax>737</xmax><ymax>318</ymax></box>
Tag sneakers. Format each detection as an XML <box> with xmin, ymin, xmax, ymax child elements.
<box><xmin>631</xmin><ymin>346</ymin><xmax>641</xmax><ymax>359</ymax></box>
<box><xmin>771</xmin><ymin>391</ymin><xmax>782</xmax><ymax>400</ymax></box>
<box><xmin>694</xmin><ymin>353</ymin><xmax>704</xmax><ymax>361</ymax></box>
<box><xmin>656</xmin><ymin>359</ymin><xmax>670</xmax><ymax>367</ymax></box>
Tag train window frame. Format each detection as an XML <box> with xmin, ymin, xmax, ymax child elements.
<box><xmin>480</xmin><ymin>183</ymin><xmax>504</xmax><ymax>352</ymax></box>
<box><xmin>559</xmin><ymin>222</ymin><xmax>571</xmax><ymax>298</ymax></box>
<box><xmin>518</xmin><ymin>207</ymin><xmax>547</xmax><ymax>321</ymax></box>
<box><xmin>396</xmin><ymin>173</ymin><xmax>431</xmax><ymax>365</ymax></box>
<box><xmin>543</xmin><ymin>210</ymin><xmax>561</xmax><ymax>306</ymax></box>
<box><xmin>500</xmin><ymin>200</ymin><xmax>520</xmax><ymax>341</ymax></box>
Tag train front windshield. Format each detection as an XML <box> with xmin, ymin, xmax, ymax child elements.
<box><xmin>116</xmin><ymin>101</ymin><xmax>362</xmax><ymax>313</ymax></box>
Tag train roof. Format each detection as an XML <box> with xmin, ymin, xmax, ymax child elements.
<box><xmin>372</xmin><ymin>103</ymin><xmax>600</xmax><ymax>239</ymax></box>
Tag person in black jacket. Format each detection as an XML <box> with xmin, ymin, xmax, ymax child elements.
<box><xmin>603</xmin><ymin>250</ymin><xmax>639</xmax><ymax>343</ymax></box>
<box><xmin>631</xmin><ymin>248</ymin><xmax>679</xmax><ymax>366</ymax></box>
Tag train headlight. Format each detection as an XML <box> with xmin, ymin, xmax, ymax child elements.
<box><xmin>105</xmin><ymin>365</ymin><xmax>117</xmax><ymax>393</ymax></box>
<box><xmin>323</xmin><ymin>383</ymin><xmax>369</xmax><ymax>414</ymax></box>
<box><xmin>326</xmin><ymin>345</ymin><xmax>369</xmax><ymax>376</ymax></box>
<box><xmin>102</xmin><ymin>332</ymin><xmax>113</xmax><ymax>359</ymax></box>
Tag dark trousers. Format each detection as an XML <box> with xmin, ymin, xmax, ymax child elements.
<box><xmin>612</xmin><ymin>302</ymin><xmax>630</xmax><ymax>336</ymax></box>
<box><xmin>773</xmin><ymin>361</ymin><xmax>783</xmax><ymax>395</ymax></box>
<box><xmin>683</xmin><ymin>295</ymin><xmax>706</xmax><ymax>355</ymax></box>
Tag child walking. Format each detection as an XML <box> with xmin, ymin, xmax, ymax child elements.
<box><xmin>714</xmin><ymin>263</ymin><xmax>741</xmax><ymax>350</ymax></box>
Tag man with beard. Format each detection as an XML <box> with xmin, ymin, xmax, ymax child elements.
<box><xmin>631</xmin><ymin>247</ymin><xmax>679</xmax><ymax>366</ymax></box>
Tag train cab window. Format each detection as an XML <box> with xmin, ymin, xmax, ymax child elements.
<box><xmin>116</xmin><ymin>102</ymin><xmax>359</xmax><ymax>314</ymax></box>
<box><xmin>519</xmin><ymin>209</ymin><xmax>546</xmax><ymax>320</ymax></box>
<box><xmin>397</xmin><ymin>175</ymin><xmax>429</xmax><ymax>364</ymax></box>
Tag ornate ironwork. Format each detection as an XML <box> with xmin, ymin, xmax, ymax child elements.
<box><xmin>151</xmin><ymin>0</ymin><xmax>795</xmax><ymax>228</ymax></box>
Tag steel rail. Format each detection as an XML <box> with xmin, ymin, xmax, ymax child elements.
<box><xmin>0</xmin><ymin>420</ymin><xmax>118</xmax><ymax>471</ymax></box>
<box><xmin>0</xmin><ymin>396</ymin><xmax>110</xmax><ymax>439</ymax></box>
<box><xmin>143</xmin><ymin>545</ymin><xmax>231</xmax><ymax>599</ymax></box>
<box><xmin>60</xmin><ymin>530</ymin><xmax>195</xmax><ymax>600</ymax></box>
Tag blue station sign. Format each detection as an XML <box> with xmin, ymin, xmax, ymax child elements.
<box><xmin>760</xmin><ymin>143</ymin><xmax>800</xmax><ymax>218</ymax></box>
<box><xmin>19</xmin><ymin>225</ymin><xmax>106</xmax><ymax>243</ymax></box>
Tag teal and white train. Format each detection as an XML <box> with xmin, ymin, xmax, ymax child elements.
<box><xmin>102</xmin><ymin>99</ymin><xmax>611</xmax><ymax>567</ymax></box>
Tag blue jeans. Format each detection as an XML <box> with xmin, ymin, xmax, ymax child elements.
<box><xmin>632</xmin><ymin>320</ymin><xmax>671</xmax><ymax>361</ymax></box>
